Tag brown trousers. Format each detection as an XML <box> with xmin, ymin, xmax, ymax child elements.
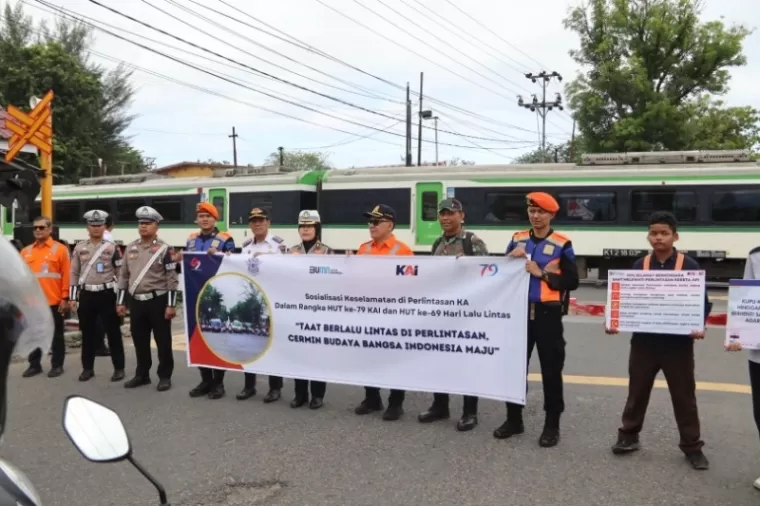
<box><xmin>618</xmin><ymin>339</ymin><xmax>703</xmax><ymax>453</ymax></box>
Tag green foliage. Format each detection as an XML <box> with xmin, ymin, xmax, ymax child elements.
<box><xmin>513</xmin><ymin>141</ymin><xmax>578</xmax><ymax>164</ymax></box>
<box><xmin>563</xmin><ymin>0</ymin><xmax>759</xmax><ymax>153</ymax></box>
<box><xmin>0</xmin><ymin>2</ymin><xmax>147</xmax><ymax>183</ymax></box>
<box><xmin>199</xmin><ymin>280</ymin><xmax>268</xmax><ymax>327</ymax></box>
<box><xmin>264</xmin><ymin>150</ymin><xmax>332</xmax><ymax>172</ymax></box>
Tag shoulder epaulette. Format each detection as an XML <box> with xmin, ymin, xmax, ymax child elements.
<box><xmin>749</xmin><ymin>246</ymin><xmax>760</xmax><ymax>256</ymax></box>
<box><xmin>217</xmin><ymin>231</ymin><xmax>232</xmax><ymax>240</ymax></box>
<box><xmin>242</xmin><ymin>238</ymin><xmax>253</xmax><ymax>247</ymax></box>
<box><xmin>188</xmin><ymin>232</ymin><xmax>199</xmax><ymax>239</ymax></box>
<box><xmin>513</xmin><ymin>230</ymin><xmax>530</xmax><ymax>239</ymax></box>
<box><xmin>271</xmin><ymin>235</ymin><xmax>284</xmax><ymax>243</ymax></box>
<box><xmin>551</xmin><ymin>231</ymin><xmax>570</xmax><ymax>242</ymax></box>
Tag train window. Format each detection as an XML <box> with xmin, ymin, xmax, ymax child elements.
<box><xmin>54</xmin><ymin>201</ymin><xmax>80</xmax><ymax>223</ymax></box>
<box><xmin>711</xmin><ymin>189</ymin><xmax>760</xmax><ymax>222</ymax></box>
<box><xmin>83</xmin><ymin>200</ymin><xmax>109</xmax><ymax>213</ymax></box>
<box><xmin>319</xmin><ymin>188</ymin><xmax>411</xmax><ymax>225</ymax></box>
<box><xmin>484</xmin><ymin>191</ymin><xmax>529</xmax><ymax>224</ymax></box>
<box><xmin>557</xmin><ymin>192</ymin><xmax>617</xmax><ymax>222</ymax></box>
<box><xmin>421</xmin><ymin>191</ymin><xmax>438</xmax><ymax>221</ymax></box>
<box><xmin>630</xmin><ymin>190</ymin><xmax>697</xmax><ymax>222</ymax></box>
<box><xmin>152</xmin><ymin>198</ymin><xmax>182</xmax><ymax>223</ymax></box>
<box><xmin>228</xmin><ymin>191</ymin><xmax>302</xmax><ymax>225</ymax></box>
<box><xmin>212</xmin><ymin>196</ymin><xmax>225</xmax><ymax>221</ymax></box>
<box><xmin>300</xmin><ymin>191</ymin><xmax>317</xmax><ymax>211</ymax></box>
<box><xmin>116</xmin><ymin>198</ymin><xmax>145</xmax><ymax>222</ymax></box>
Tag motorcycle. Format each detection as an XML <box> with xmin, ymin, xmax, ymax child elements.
<box><xmin>61</xmin><ymin>395</ymin><xmax>171</xmax><ymax>506</ymax></box>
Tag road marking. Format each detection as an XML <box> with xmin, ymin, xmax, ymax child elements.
<box><xmin>162</xmin><ymin>335</ymin><xmax>750</xmax><ymax>395</ymax></box>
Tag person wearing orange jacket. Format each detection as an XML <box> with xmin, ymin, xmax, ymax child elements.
<box><xmin>20</xmin><ymin>216</ymin><xmax>71</xmax><ymax>378</ymax></box>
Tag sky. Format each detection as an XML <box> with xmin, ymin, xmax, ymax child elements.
<box><xmin>209</xmin><ymin>273</ymin><xmax>251</xmax><ymax>307</ymax></box>
<box><xmin>12</xmin><ymin>0</ymin><xmax>760</xmax><ymax>170</ymax></box>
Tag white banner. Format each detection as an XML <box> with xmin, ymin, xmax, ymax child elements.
<box><xmin>183</xmin><ymin>253</ymin><xmax>529</xmax><ymax>403</ymax></box>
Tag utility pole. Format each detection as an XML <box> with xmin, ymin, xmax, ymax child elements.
<box><xmin>405</xmin><ymin>83</ymin><xmax>412</xmax><ymax>167</ymax></box>
<box><xmin>417</xmin><ymin>72</ymin><xmax>424</xmax><ymax>166</ymax></box>
<box><xmin>517</xmin><ymin>71</ymin><xmax>564</xmax><ymax>161</ymax></box>
<box><xmin>277</xmin><ymin>146</ymin><xmax>284</xmax><ymax>167</ymax></box>
<box><xmin>229</xmin><ymin>126</ymin><xmax>239</xmax><ymax>166</ymax></box>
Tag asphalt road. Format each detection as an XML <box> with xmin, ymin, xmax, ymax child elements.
<box><xmin>202</xmin><ymin>331</ymin><xmax>270</xmax><ymax>364</ymax></box>
<box><xmin>3</xmin><ymin>317</ymin><xmax>756</xmax><ymax>506</ymax></box>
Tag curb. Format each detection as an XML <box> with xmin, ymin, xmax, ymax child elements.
<box><xmin>568</xmin><ymin>298</ymin><xmax>728</xmax><ymax>326</ymax></box>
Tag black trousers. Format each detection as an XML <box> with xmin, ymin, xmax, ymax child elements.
<box><xmin>28</xmin><ymin>306</ymin><xmax>65</xmax><ymax>369</ymax></box>
<box><xmin>199</xmin><ymin>367</ymin><xmax>226</xmax><ymax>385</ymax></box>
<box><xmin>749</xmin><ymin>360</ymin><xmax>760</xmax><ymax>438</ymax></box>
<box><xmin>243</xmin><ymin>372</ymin><xmax>283</xmax><ymax>390</ymax></box>
<box><xmin>295</xmin><ymin>378</ymin><xmax>326</xmax><ymax>398</ymax></box>
<box><xmin>129</xmin><ymin>294</ymin><xmax>173</xmax><ymax>380</ymax></box>
<box><xmin>365</xmin><ymin>386</ymin><xmax>405</xmax><ymax>406</ymax></box>
<box><xmin>506</xmin><ymin>304</ymin><xmax>566</xmax><ymax>415</ymax></box>
<box><xmin>78</xmin><ymin>290</ymin><xmax>125</xmax><ymax>370</ymax></box>
<box><xmin>432</xmin><ymin>393</ymin><xmax>478</xmax><ymax>415</ymax></box>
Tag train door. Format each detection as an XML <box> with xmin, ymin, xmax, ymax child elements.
<box><xmin>208</xmin><ymin>188</ymin><xmax>228</xmax><ymax>232</ymax></box>
<box><xmin>414</xmin><ymin>182</ymin><xmax>443</xmax><ymax>246</ymax></box>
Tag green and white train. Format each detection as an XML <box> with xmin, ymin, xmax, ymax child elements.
<box><xmin>2</xmin><ymin>149</ymin><xmax>758</xmax><ymax>281</ymax></box>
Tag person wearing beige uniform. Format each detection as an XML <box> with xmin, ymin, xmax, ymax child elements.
<box><xmin>69</xmin><ymin>210</ymin><xmax>126</xmax><ymax>383</ymax></box>
<box><xmin>116</xmin><ymin>206</ymin><xmax>179</xmax><ymax>392</ymax></box>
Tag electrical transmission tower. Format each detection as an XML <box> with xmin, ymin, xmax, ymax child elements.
<box><xmin>517</xmin><ymin>71</ymin><xmax>564</xmax><ymax>160</ymax></box>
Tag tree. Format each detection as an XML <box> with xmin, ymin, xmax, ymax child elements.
<box><xmin>513</xmin><ymin>142</ymin><xmax>576</xmax><ymax>163</ymax></box>
<box><xmin>264</xmin><ymin>150</ymin><xmax>331</xmax><ymax>172</ymax></box>
<box><xmin>199</xmin><ymin>285</ymin><xmax>224</xmax><ymax>322</ymax></box>
<box><xmin>563</xmin><ymin>0</ymin><xmax>759</xmax><ymax>153</ymax></box>
<box><xmin>0</xmin><ymin>3</ymin><xmax>147</xmax><ymax>183</ymax></box>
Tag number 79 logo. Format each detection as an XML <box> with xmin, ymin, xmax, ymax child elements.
<box><xmin>479</xmin><ymin>264</ymin><xmax>499</xmax><ymax>277</ymax></box>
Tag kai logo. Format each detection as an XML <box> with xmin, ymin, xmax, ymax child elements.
<box><xmin>396</xmin><ymin>265</ymin><xmax>418</xmax><ymax>276</ymax></box>
<box><xmin>479</xmin><ymin>264</ymin><xmax>499</xmax><ymax>277</ymax></box>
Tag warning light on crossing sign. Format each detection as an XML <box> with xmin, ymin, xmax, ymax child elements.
<box><xmin>4</xmin><ymin>89</ymin><xmax>54</xmax><ymax>163</ymax></box>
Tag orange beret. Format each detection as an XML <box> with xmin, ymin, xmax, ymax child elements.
<box><xmin>526</xmin><ymin>192</ymin><xmax>559</xmax><ymax>213</ymax></box>
<box><xmin>196</xmin><ymin>202</ymin><xmax>219</xmax><ymax>220</ymax></box>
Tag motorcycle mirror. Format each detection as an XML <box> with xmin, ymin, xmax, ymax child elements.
<box><xmin>62</xmin><ymin>395</ymin><xmax>131</xmax><ymax>463</ymax></box>
<box><xmin>0</xmin><ymin>458</ymin><xmax>42</xmax><ymax>506</ymax></box>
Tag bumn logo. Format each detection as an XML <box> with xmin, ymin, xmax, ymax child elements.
<box><xmin>479</xmin><ymin>264</ymin><xmax>499</xmax><ymax>277</ymax></box>
<box><xmin>309</xmin><ymin>266</ymin><xmax>342</xmax><ymax>275</ymax></box>
<box><xmin>396</xmin><ymin>265</ymin><xmax>418</xmax><ymax>276</ymax></box>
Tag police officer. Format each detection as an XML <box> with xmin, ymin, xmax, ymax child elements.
<box><xmin>417</xmin><ymin>198</ymin><xmax>489</xmax><ymax>431</ymax></box>
<box><xmin>184</xmin><ymin>202</ymin><xmax>235</xmax><ymax>400</ymax></box>
<box><xmin>493</xmin><ymin>192</ymin><xmax>579</xmax><ymax>447</ymax></box>
<box><xmin>116</xmin><ymin>206</ymin><xmax>179</xmax><ymax>392</ymax></box>
<box><xmin>69</xmin><ymin>210</ymin><xmax>126</xmax><ymax>382</ymax></box>
<box><xmin>95</xmin><ymin>212</ymin><xmax>116</xmax><ymax>357</ymax></box>
<box><xmin>238</xmin><ymin>206</ymin><xmax>286</xmax><ymax>403</ymax></box>
<box><xmin>288</xmin><ymin>210</ymin><xmax>332</xmax><ymax>409</ymax></box>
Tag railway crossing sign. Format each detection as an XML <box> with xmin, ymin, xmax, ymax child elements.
<box><xmin>3</xmin><ymin>90</ymin><xmax>54</xmax><ymax>163</ymax></box>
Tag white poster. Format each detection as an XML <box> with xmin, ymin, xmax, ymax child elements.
<box><xmin>605</xmin><ymin>269</ymin><xmax>706</xmax><ymax>335</ymax></box>
<box><xmin>182</xmin><ymin>253</ymin><xmax>530</xmax><ymax>403</ymax></box>
<box><xmin>726</xmin><ymin>279</ymin><xmax>760</xmax><ymax>350</ymax></box>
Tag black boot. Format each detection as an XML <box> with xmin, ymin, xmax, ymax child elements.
<box><xmin>354</xmin><ymin>397</ymin><xmax>383</xmax><ymax>415</ymax></box>
<box><xmin>208</xmin><ymin>383</ymin><xmax>225</xmax><ymax>400</ymax></box>
<box><xmin>538</xmin><ymin>412</ymin><xmax>560</xmax><ymax>447</ymax></box>
<box><xmin>78</xmin><ymin>370</ymin><xmax>95</xmax><ymax>382</ymax></box>
<box><xmin>189</xmin><ymin>381</ymin><xmax>212</xmax><ymax>398</ymax></box>
<box><xmin>418</xmin><ymin>404</ymin><xmax>450</xmax><ymax>423</ymax></box>
<box><xmin>290</xmin><ymin>394</ymin><xmax>308</xmax><ymax>408</ymax></box>
<box><xmin>493</xmin><ymin>404</ymin><xmax>524</xmax><ymax>440</ymax></box>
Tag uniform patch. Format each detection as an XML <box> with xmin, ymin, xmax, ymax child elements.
<box><xmin>128</xmin><ymin>251</ymin><xmax>139</xmax><ymax>260</ymax></box>
<box><xmin>272</xmin><ymin>235</ymin><xmax>284</xmax><ymax>244</ymax></box>
<box><xmin>543</xmin><ymin>244</ymin><xmax>555</xmax><ymax>255</ymax></box>
<box><xmin>211</xmin><ymin>239</ymin><xmax>220</xmax><ymax>248</ymax></box>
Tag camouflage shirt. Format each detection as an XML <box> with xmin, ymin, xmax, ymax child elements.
<box><xmin>432</xmin><ymin>229</ymin><xmax>489</xmax><ymax>256</ymax></box>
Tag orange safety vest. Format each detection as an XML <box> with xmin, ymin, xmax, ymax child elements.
<box><xmin>22</xmin><ymin>239</ymin><xmax>70</xmax><ymax>306</ymax></box>
<box><xmin>642</xmin><ymin>252</ymin><xmax>684</xmax><ymax>271</ymax></box>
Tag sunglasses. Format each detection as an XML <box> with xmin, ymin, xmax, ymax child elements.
<box><xmin>32</xmin><ymin>226</ymin><xmax>47</xmax><ymax>230</ymax></box>
<box><xmin>368</xmin><ymin>220</ymin><xmax>391</xmax><ymax>227</ymax></box>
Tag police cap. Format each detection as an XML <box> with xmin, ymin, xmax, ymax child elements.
<box><xmin>248</xmin><ymin>207</ymin><xmax>270</xmax><ymax>221</ymax></box>
<box><xmin>438</xmin><ymin>198</ymin><xmax>464</xmax><ymax>213</ymax></box>
<box><xmin>526</xmin><ymin>192</ymin><xmax>559</xmax><ymax>213</ymax></box>
<box><xmin>363</xmin><ymin>204</ymin><xmax>396</xmax><ymax>222</ymax></box>
<box><xmin>298</xmin><ymin>210</ymin><xmax>321</xmax><ymax>225</ymax></box>
<box><xmin>83</xmin><ymin>209</ymin><xmax>108</xmax><ymax>225</ymax></box>
<box><xmin>136</xmin><ymin>206</ymin><xmax>163</xmax><ymax>223</ymax></box>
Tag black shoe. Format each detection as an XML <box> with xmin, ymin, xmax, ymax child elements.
<box><xmin>309</xmin><ymin>397</ymin><xmax>324</xmax><ymax>410</ymax></box>
<box><xmin>124</xmin><ymin>376</ymin><xmax>151</xmax><ymax>388</ymax></box>
<box><xmin>208</xmin><ymin>384</ymin><xmax>225</xmax><ymax>400</ymax></box>
<box><xmin>456</xmin><ymin>414</ymin><xmax>478</xmax><ymax>432</ymax></box>
<box><xmin>48</xmin><ymin>367</ymin><xmax>63</xmax><ymax>378</ymax></box>
<box><xmin>189</xmin><ymin>381</ymin><xmax>212</xmax><ymax>398</ymax></box>
<box><xmin>236</xmin><ymin>387</ymin><xmax>256</xmax><ymax>400</ymax></box>
<box><xmin>539</xmin><ymin>427</ymin><xmax>560</xmax><ymax>447</ymax></box>
<box><xmin>22</xmin><ymin>366</ymin><xmax>42</xmax><ymax>378</ymax></box>
<box><xmin>418</xmin><ymin>407</ymin><xmax>450</xmax><ymax>423</ymax></box>
<box><xmin>290</xmin><ymin>395</ymin><xmax>308</xmax><ymax>408</ymax></box>
<box><xmin>78</xmin><ymin>370</ymin><xmax>95</xmax><ymax>382</ymax></box>
<box><xmin>493</xmin><ymin>420</ymin><xmax>525</xmax><ymax>439</ymax></box>
<box><xmin>354</xmin><ymin>398</ymin><xmax>383</xmax><ymax>415</ymax></box>
<box><xmin>157</xmin><ymin>378</ymin><xmax>171</xmax><ymax>392</ymax></box>
<box><xmin>686</xmin><ymin>450</ymin><xmax>709</xmax><ymax>470</ymax></box>
<box><xmin>263</xmin><ymin>389</ymin><xmax>281</xmax><ymax>403</ymax></box>
<box><xmin>382</xmin><ymin>404</ymin><xmax>403</xmax><ymax>421</ymax></box>
<box><xmin>611</xmin><ymin>436</ymin><xmax>640</xmax><ymax>454</ymax></box>
<box><xmin>111</xmin><ymin>369</ymin><xmax>125</xmax><ymax>382</ymax></box>
<box><xmin>95</xmin><ymin>347</ymin><xmax>111</xmax><ymax>357</ymax></box>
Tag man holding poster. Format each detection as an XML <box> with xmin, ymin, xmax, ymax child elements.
<box><xmin>606</xmin><ymin>211</ymin><xmax>711</xmax><ymax>470</ymax></box>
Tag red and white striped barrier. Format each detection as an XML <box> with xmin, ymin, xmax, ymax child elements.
<box><xmin>569</xmin><ymin>298</ymin><xmax>728</xmax><ymax>326</ymax></box>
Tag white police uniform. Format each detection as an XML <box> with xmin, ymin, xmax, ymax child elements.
<box><xmin>241</xmin><ymin>233</ymin><xmax>287</xmax><ymax>255</ymax></box>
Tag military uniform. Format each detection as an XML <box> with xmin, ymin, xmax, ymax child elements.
<box><xmin>117</xmin><ymin>206</ymin><xmax>179</xmax><ymax>392</ymax></box>
<box><xmin>289</xmin><ymin>210</ymin><xmax>331</xmax><ymax>410</ymax></box>
<box><xmin>238</xmin><ymin>207</ymin><xmax>286</xmax><ymax>402</ymax></box>
<box><xmin>69</xmin><ymin>210</ymin><xmax>126</xmax><ymax>382</ymax></box>
<box><xmin>186</xmin><ymin>202</ymin><xmax>236</xmax><ymax>400</ymax></box>
<box><xmin>418</xmin><ymin>198</ymin><xmax>489</xmax><ymax>431</ymax></box>
<box><xmin>493</xmin><ymin>192</ymin><xmax>579</xmax><ymax>447</ymax></box>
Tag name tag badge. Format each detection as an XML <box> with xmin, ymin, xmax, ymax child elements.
<box><xmin>211</xmin><ymin>239</ymin><xmax>220</xmax><ymax>248</ymax></box>
<box><xmin>96</xmin><ymin>262</ymin><xmax>104</xmax><ymax>273</ymax></box>
<box><xmin>543</xmin><ymin>244</ymin><xmax>555</xmax><ymax>255</ymax></box>
<box><xmin>41</xmin><ymin>263</ymin><xmax>48</xmax><ymax>273</ymax></box>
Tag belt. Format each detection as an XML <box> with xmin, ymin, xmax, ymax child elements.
<box><xmin>132</xmin><ymin>290</ymin><xmax>167</xmax><ymax>301</ymax></box>
<box><xmin>82</xmin><ymin>282</ymin><xmax>115</xmax><ymax>292</ymax></box>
